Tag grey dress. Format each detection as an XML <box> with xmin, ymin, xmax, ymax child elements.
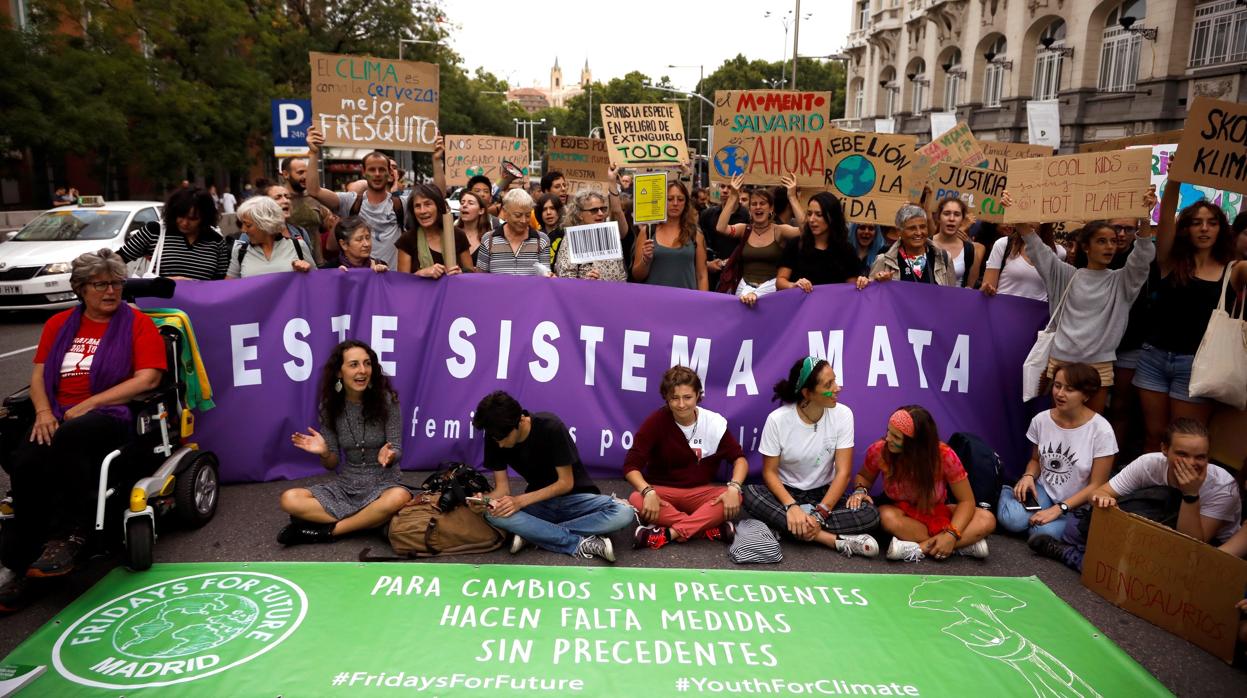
<box><xmin>308</xmin><ymin>396</ymin><xmax>404</xmax><ymax>519</ymax></box>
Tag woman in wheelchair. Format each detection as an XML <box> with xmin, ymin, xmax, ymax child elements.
<box><xmin>1</xmin><ymin>249</ymin><xmax>165</xmax><ymax>610</ymax></box>
<box><xmin>278</xmin><ymin>340</ymin><xmax>411</xmax><ymax>545</ymax></box>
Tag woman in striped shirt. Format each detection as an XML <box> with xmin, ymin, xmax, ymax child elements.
<box><xmin>118</xmin><ymin>188</ymin><xmax>231</xmax><ymax>280</ymax></box>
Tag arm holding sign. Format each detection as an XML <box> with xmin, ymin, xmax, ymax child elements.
<box><xmin>717</xmin><ymin>176</ymin><xmax>748</xmax><ymax>237</ymax></box>
<box><xmin>432</xmin><ymin>135</ymin><xmax>448</xmax><ymax>196</ymax></box>
<box><xmin>631</xmin><ymin>227</ymin><xmax>655</xmax><ymax>282</ymax></box>
<box><xmin>305</xmin><ymin>125</ymin><xmax>345</xmax><ymax>211</ymax></box>
<box><xmin>783</xmin><ymin>174</ymin><xmax>805</xmax><ymax>228</ymax></box>
<box><xmin>608</xmin><ymin>165</ymin><xmax>627</xmax><ymax>232</ymax></box>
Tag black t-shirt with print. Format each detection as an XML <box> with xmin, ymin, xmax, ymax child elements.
<box><xmin>484</xmin><ymin>412</ymin><xmax>599</xmax><ymax>494</ymax></box>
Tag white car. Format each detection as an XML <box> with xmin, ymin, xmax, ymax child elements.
<box><xmin>0</xmin><ymin>200</ymin><xmax>162</xmax><ymax>310</ymax></box>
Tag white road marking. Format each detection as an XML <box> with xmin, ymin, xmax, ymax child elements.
<box><xmin>0</xmin><ymin>344</ymin><xmax>37</xmax><ymax>359</ymax></box>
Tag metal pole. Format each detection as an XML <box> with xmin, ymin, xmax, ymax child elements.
<box><xmin>698</xmin><ymin>66</ymin><xmax>704</xmax><ymax>157</ymax></box>
<box><xmin>792</xmin><ymin>0</ymin><xmax>801</xmax><ymax>89</ymax></box>
<box><xmin>588</xmin><ymin>86</ymin><xmax>593</xmax><ymax>135</ymax></box>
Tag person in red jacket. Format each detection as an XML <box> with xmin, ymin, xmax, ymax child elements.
<box><xmin>624</xmin><ymin>366</ymin><xmax>749</xmax><ymax>549</ymax></box>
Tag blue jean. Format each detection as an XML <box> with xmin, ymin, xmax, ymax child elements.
<box><xmin>997</xmin><ymin>481</ymin><xmax>1068</xmax><ymax>541</ymax></box>
<box><xmin>485</xmin><ymin>493</ymin><xmax>636</xmax><ymax>555</ymax></box>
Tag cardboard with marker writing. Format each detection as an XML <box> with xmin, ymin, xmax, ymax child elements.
<box><xmin>1082</xmin><ymin>506</ymin><xmax>1247</xmax><ymax>663</ymax></box>
<box><xmin>905</xmin><ymin>122</ymin><xmax>986</xmax><ymax>202</ymax></box>
<box><xmin>929</xmin><ymin>163</ymin><xmax>1007</xmax><ymax>223</ymax></box>
<box><xmin>548</xmin><ymin>135</ymin><xmax>611</xmax><ymax>193</ymax></box>
<box><xmin>810</xmin><ymin>128</ymin><xmax>918</xmax><ymax>225</ymax></box>
<box><xmin>1170</xmin><ymin>97</ymin><xmax>1247</xmax><ymax>195</ymax></box>
<box><xmin>708</xmin><ymin>90</ymin><xmax>833</xmax><ymax>186</ymax></box>
<box><xmin>443</xmin><ymin>136</ymin><xmax>528</xmax><ymax>188</ymax></box>
<box><xmin>309</xmin><ymin>51</ymin><xmax>439</xmax><ymax>151</ymax></box>
<box><xmin>978</xmin><ymin>141</ymin><xmax>1054</xmax><ymax>173</ymax></box>
<box><xmin>600</xmin><ymin>103</ymin><xmax>689</xmax><ymax>169</ymax></box>
<box><xmin>1002</xmin><ymin>149</ymin><xmax>1151</xmax><ymax>224</ymax></box>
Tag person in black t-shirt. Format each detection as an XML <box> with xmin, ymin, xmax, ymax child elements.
<box><xmin>776</xmin><ymin>192</ymin><xmax>862</xmax><ymax>292</ymax></box>
<box><xmin>472</xmin><ymin>391</ymin><xmax>635</xmax><ymax>561</ymax></box>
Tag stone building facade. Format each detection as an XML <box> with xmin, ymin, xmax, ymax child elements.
<box><xmin>840</xmin><ymin>0</ymin><xmax>1246</xmax><ymax>148</ymax></box>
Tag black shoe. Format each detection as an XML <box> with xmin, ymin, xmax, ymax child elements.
<box><xmin>277</xmin><ymin>520</ymin><xmax>335</xmax><ymax>546</ymax></box>
<box><xmin>1028</xmin><ymin>534</ymin><xmax>1071</xmax><ymax>562</ymax></box>
<box><xmin>27</xmin><ymin>534</ymin><xmax>88</xmax><ymax>578</ymax></box>
<box><xmin>0</xmin><ymin>574</ymin><xmax>33</xmax><ymax>614</ymax></box>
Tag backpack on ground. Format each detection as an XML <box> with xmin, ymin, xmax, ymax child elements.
<box><xmin>948</xmin><ymin>431</ymin><xmax>1003</xmax><ymax>512</ymax></box>
<box><xmin>378</xmin><ymin>492</ymin><xmax>505</xmax><ymax>557</ymax></box>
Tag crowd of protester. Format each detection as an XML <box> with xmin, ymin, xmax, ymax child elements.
<box><xmin>4</xmin><ymin>126</ymin><xmax>1247</xmax><ymax>664</ymax></box>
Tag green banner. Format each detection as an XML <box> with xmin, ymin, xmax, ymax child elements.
<box><xmin>2</xmin><ymin>562</ymin><xmax>1168</xmax><ymax>696</ymax></box>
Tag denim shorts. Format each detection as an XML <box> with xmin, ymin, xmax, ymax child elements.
<box><xmin>1114</xmin><ymin>348</ymin><xmax>1143</xmax><ymax>371</ymax></box>
<box><xmin>1131</xmin><ymin>343</ymin><xmax>1210</xmax><ymax>404</ymax></box>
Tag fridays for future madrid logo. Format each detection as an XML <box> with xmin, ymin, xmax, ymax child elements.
<box><xmin>52</xmin><ymin>571</ymin><xmax>307</xmax><ymax>690</ymax></box>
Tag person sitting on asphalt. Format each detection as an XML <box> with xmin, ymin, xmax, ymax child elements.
<box><xmin>624</xmin><ymin>366</ymin><xmax>748</xmax><ymax>550</ymax></box>
<box><xmin>1</xmin><ymin>250</ymin><xmax>165</xmax><ymax>612</ymax></box>
<box><xmin>997</xmin><ymin>363</ymin><xmax>1117</xmax><ymax>542</ymax></box>
<box><xmin>472</xmin><ymin>391</ymin><xmax>634</xmax><ymax>561</ymax></box>
<box><xmin>279</xmin><ymin>340</ymin><xmax>410</xmax><ymax>546</ymax></box>
<box><xmin>1028</xmin><ymin>418</ymin><xmax>1241</xmax><ymax>571</ymax></box>
<box><xmin>742</xmin><ymin>357</ymin><xmax>880</xmax><ymax>558</ymax></box>
<box><xmin>853</xmin><ymin>405</ymin><xmax>996</xmax><ymax>562</ymax></box>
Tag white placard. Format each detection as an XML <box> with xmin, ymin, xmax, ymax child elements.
<box><xmin>930</xmin><ymin>112</ymin><xmax>957</xmax><ymax>141</ymax></box>
<box><xmin>565</xmin><ymin>221</ymin><xmax>623</xmax><ymax>265</ymax></box>
<box><xmin>1027</xmin><ymin>100</ymin><xmax>1061</xmax><ymax>149</ymax></box>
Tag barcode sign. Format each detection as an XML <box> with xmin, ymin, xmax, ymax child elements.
<box><xmin>565</xmin><ymin>221</ymin><xmax>623</xmax><ymax>265</ymax></box>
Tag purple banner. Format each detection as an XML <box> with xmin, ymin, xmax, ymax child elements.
<box><xmin>143</xmin><ymin>273</ymin><xmax>1048</xmax><ymax>483</ymax></box>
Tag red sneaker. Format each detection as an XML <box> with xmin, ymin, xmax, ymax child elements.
<box><xmin>632</xmin><ymin>525</ymin><xmax>669</xmax><ymax>550</ymax></box>
<box><xmin>703</xmin><ymin>521</ymin><xmax>736</xmax><ymax>544</ymax></box>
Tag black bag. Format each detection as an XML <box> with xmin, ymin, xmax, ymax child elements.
<box><xmin>419</xmin><ymin>462</ymin><xmax>492</xmax><ymax>513</ymax></box>
<box><xmin>948</xmin><ymin>432</ymin><xmax>1003</xmax><ymax>511</ymax></box>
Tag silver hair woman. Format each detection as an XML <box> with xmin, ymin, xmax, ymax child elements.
<box><xmin>553</xmin><ymin>189</ymin><xmax>628</xmax><ymax>282</ymax></box>
<box><xmin>2</xmin><ymin>249</ymin><xmax>166</xmax><ymax>591</ymax></box>
<box><xmin>228</xmin><ymin>195</ymin><xmax>314</xmax><ymax>279</ymax></box>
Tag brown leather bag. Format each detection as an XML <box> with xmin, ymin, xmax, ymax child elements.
<box><xmin>384</xmin><ymin>493</ymin><xmax>505</xmax><ymax>557</ymax></box>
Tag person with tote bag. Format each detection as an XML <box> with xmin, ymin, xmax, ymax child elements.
<box><xmin>1001</xmin><ymin>189</ymin><xmax>1157</xmax><ymax>413</ymax></box>
<box><xmin>117</xmin><ymin>188</ymin><xmax>231</xmax><ymax>280</ymax></box>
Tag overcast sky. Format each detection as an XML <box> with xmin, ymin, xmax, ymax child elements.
<box><xmin>443</xmin><ymin>0</ymin><xmax>854</xmax><ymax>92</ymax></box>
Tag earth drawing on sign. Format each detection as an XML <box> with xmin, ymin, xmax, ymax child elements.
<box><xmin>114</xmin><ymin>593</ymin><xmax>259</xmax><ymax>659</ymax></box>
<box><xmin>714</xmin><ymin>146</ymin><xmax>749</xmax><ymax>177</ymax></box>
<box><xmin>834</xmin><ymin>155</ymin><xmax>877</xmax><ymax>197</ymax></box>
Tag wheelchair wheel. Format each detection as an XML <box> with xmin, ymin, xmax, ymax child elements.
<box><xmin>126</xmin><ymin>517</ymin><xmax>153</xmax><ymax>571</ymax></box>
<box><xmin>174</xmin><ymin>451</ymin><xmax>219</xmax><ymax>529</ymax></box>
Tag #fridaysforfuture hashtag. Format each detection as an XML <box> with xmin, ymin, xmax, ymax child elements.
<box><xmin>676</xmin><ymin>677</ymin><xmax>690</xmax><ymax>692</ymax></box>
<box><xmin>332</xmin><ymin>672</ymin><xmax>350</xmax><ymax>686</ymax></box>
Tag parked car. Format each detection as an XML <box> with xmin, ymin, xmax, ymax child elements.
<box><xmin>0</xmin><ymin>199</ymin><xmax>162</xmax><ymax>310</ymax></box>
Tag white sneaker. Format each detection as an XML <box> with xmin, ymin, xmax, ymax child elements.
<box><xmin>576</xmin><ymin>535</ymin><xmax>616</xmax><ymax>562</ymax></box>
<box><xmin>509</xmin><ymin>534</ymin><xmax>527</xmax><ymax>555</ymax></box>
<box><xmin>886</xmin><ymin>538</ymin><xmax>925</xmax><ymax>562</ymax></box>
<box><xmin>956</xmin><ymin>539</ymin><xmax>989</xmax><ymax>559</ymax></box>
<box><xmin>834</xmin><ymin>534</ymin><xmax>880</xmax><ymax>558</ymax></box>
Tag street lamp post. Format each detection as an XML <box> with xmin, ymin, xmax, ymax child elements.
<box><xmin>398</xmin><ymin>38</ymin><xmax>436</xmax><ymax>61</ymax></box>
<box><xmin>514</xmin><ymin>118</ymin><xmax>545</xmax><ymax>172</ymax></box>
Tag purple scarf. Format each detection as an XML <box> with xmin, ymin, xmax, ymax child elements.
<box><xmin>41</xmin><ymin>303</ymin><xmax>135</xmax><ymax>422</ymax></box>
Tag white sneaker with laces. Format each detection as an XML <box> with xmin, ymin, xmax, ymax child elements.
<box><xmin>886</xmin><ymin>538</ymin><xmax>925</xmax><ymax>562</ymax></box>
<box><xmin>834</xmin><ymin>534</ymin><xmax>880</xmax><ymax>558</ymax></box>
<box><xmin>956</xmin><ymin>539</ymin><xmax>989</xmax><ymax>559</ymax></box>
<box><xmin>509</xmin><ymin>534</ymin><xmax>527</xmax><ymax>555</ymax></box>
<box><xmin>575</xmin><ymin>536</ymin><xmax>616</xmax><ymax>562</ymax></box>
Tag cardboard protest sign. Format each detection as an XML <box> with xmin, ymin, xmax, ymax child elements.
<box><xmin>1082</xmin><ymin>506</ymin><xmax>1247</xmax><ymax>663</ymax></box>
<box><xmin>1170</xmin><ymin>96</ymin><xmax>1247</xmax><ymax>194</ymax></box>
<box><xmin>1139</xmin><ymin>144</ymin><xmax>1243</xmax><ymax>225</ymax></box>
<box><xmin>632</xmin><ymin>171</ymin><xmax>668</xmax><ymax>224</ymax></box>
<box><xmin>906</xmin><ymin>122</ymin><xmax>986</xmax><ymax>202</ymax></box>
<box><xmin>1078</xmin><ymin>129</ymin><xmax>1186</xmax><ymax>153</ymax></box>
<box><xmin>709</xmin><ymin>90</ymin><xmax>832</xmax><ymax>186</ymax></box>
<box><xmin>548</xmin><ymin>136</ymin><xmax>611</xmax><ymax>193</ymax></box>
<box><xmin>979</xmin><ymin>141</ymin><xmax>1054</xmax><ymax>173</ymax></box>
<box><xmin>929</xmin><ymin>163</ymin><xmax>1007</xmax><ymax>223</ymax></box>
<box><xmin>601</xmin><ymin>104</ymin><xmax>689</xmax><ymax>168</ymax></box>
<box><xmin>309</xmin><ymin>52</ymin><xmax>439</xmax><ymax>151</ymax></box>
<box><xmin>814</xmin><ymin>129</ymin><xmax>918</xmax><ymax>225</ymax></box>
<box><xmin>1002</xmin><ymin>149</ymin><xmax>1151</xmax><ymax>224</ymax></box>
<box><xmin>443</xmin><ymin>135</ymin><xmax>528</xmax><ymax>187</ymax></box>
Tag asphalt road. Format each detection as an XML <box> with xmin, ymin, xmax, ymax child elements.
<box><xmin>0</xmin><ymin>310</ymin><xmax>1243</xmax><ymax>695</ymax></box>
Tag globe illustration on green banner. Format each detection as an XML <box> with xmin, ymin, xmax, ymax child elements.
<box><xmin>834</xmin><ymin>155</ymin><xmax>877</xmax><ymax>197</ymax></box>
<box><xmin>713</xmin><ymin>146</ymin><xmax>749</xmax><ymax>177</ymax></box>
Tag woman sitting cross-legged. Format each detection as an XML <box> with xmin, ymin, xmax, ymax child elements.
<box><xmin>624</xmin><ymin>366</ymin><xmax>749</xmax><ymax>549</ymax></box>
<box><xmin>742</xmin><ymin>357</ymin><xmax>881</xmax><ymax>558</ymax></box>
<box><xmin>278</xmin><ymin>340</ymin><xmax>411</xmax><ymax>545</ymax></box>
<box><xmin>853</xmin><ymin>405</ymin><xmax>996</xmax><ymax>562</ymax></box>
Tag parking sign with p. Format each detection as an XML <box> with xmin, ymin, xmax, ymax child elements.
<box><xmin>272</xmin><ymin>99</ymin><xmax>312</xmax><ymax>157</ymax></box>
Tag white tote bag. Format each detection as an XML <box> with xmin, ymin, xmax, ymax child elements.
<box><xmin>134</xmin><ymin>221</ymin><xmax>166</xmax><ymax>279</ymax></box>
<box><xmin>1022</xmin><ymin>273</ymin><xmax>1077</xmax><ymax>402</ymax></box>
<box><xmin>1189</xmin><ymin>262</ymin><xmax>1247</xmax><ymax>410</ymax></box>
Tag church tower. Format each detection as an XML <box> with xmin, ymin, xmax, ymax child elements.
<box><xmin>580</xmin><ymin>59</ymin><xmax>591</xmax><ymax>88</ymax></box>
<box><xmin>551</xmin><ymin>57</ymin><xmax>562</xmax><ymax>92</ymax></box>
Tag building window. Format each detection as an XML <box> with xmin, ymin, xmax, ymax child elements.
<box><xmin>1190</xmin><ymin>1</ymin><xmax>1247</xmax><ymax>68</ymax></box>
<box><xmin>854</xmin><ymin>85</ymin><xmax>865</xmax><ymax>118</ymax></box>
<box><xmin>1034</xmin><ymin>20</ymin><xmax>1066</xmax><ymax>100</ymax></box>
<box><xmin>858</xmin><ymin>1</ymin><xmax>871</xmax><ymax>30</ymax></box>
<box><xmin>1100</xmin><ymin>3</ymin><xmax>1145</xmax><ymax>92</ymax></box>
<box><xmin>885</xmin><ymin>85</ymin><xmax>898</xmax><ymax>118</ymax></box>
<box><xmin>983</xmin><ymin>37</ymin><xmax>1007</xmax><ymax>108</ymax></box>
<box><xmin>910</xmin><ymin>59</ymin><xmax>927</xmax><ymax>113</ymax></box>
<box><xmin>942</xmin><ymin>49</ymin><xmax>962</xmax><ymax>111</ymax></box>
